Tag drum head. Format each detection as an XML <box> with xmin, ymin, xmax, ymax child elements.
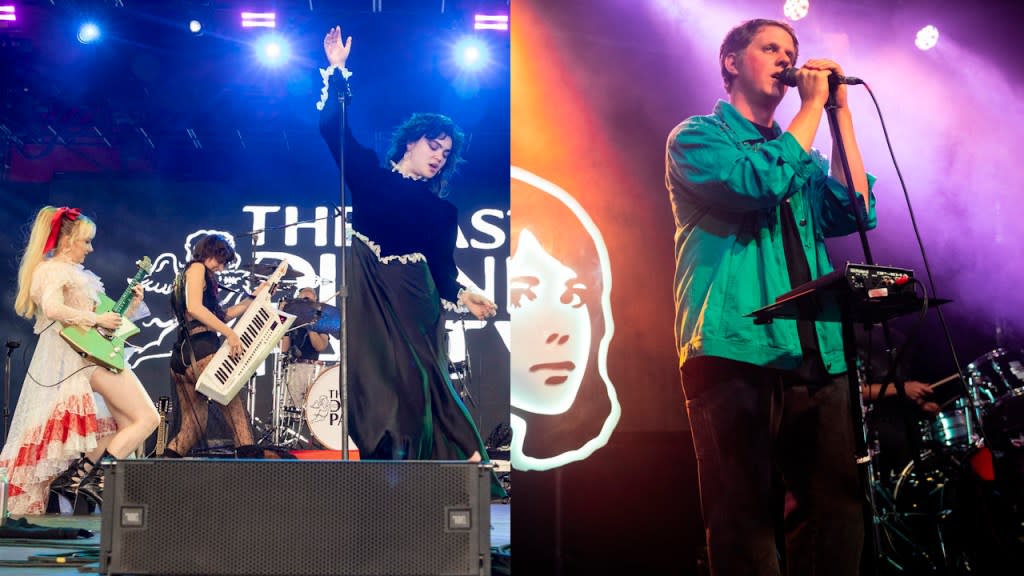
<box><xmin>968</xmin><ymin>348</ymin><xmax>1024</xmax><ymax>404</ymax></box>
<box><xmin>303</xmin><ymin>365</ymin><xmax>356</xmax><ymax>450</ymax></box>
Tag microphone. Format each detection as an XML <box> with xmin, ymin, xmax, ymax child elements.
<box><xmin>773</xmin><ymin>67</ymin><xmax>864</xmax><ymax>87</ymax></box>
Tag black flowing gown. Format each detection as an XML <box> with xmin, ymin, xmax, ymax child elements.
<box><xmin>318</xmin><ymin>69</ymin><xmax>498</xmax><ymax>482</ymax></box>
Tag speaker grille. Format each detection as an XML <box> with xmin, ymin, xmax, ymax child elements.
<box><xmin>103</xmin><ymin>460</ymin><xmax>487</xmax><ymax>576</ymax></box>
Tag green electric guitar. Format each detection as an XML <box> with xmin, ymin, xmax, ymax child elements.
<box><xmin>60</xmin><ymin>256</ymin><xmax>152</xmax><ymax>373</ymax></box>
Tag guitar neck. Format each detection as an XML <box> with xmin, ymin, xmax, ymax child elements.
<box><xmin>155</xmin><ymin>420</ymin><xmax>168</xmax><ymax>456</ymax></box>
<box><xmin>154</xmin><ymin>396</ymin><xmax>171</xmax><ymax>457</ymax></box>
<box><xmin>112</xmin><ymin>268</ymin><xmax>149</xmax><ymax>316</ymax></box>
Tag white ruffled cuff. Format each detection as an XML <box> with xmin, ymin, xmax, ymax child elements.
<box><xmin>315</xmin><ymin>65</ymin><xmax>353</xmax><ymax>111</ymax></box>
<box><xmin>442</xmin><ymin>288</ymin><xmax>469</xmax><ymax>314</ymax></box>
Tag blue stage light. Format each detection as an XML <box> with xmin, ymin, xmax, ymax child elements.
<box><xmin>255</xmin><ymin>34</ymin><xmax>290</xmax><ymax>67</ymax></box>
<box><xmin>454</xmin><ymin>37</ymin><xmax>489</xmax><ymax>71</ymax></box>
<box><xmin>77</xmin><ymin>22</ymin><xmax>101</xmax><ymax>44</ymax></box>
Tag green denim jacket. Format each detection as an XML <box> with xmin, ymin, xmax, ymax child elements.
<box><xmin>667</xmin><ymin>100</ymin><xmax>877</xmax><ymax>374</ymax></box>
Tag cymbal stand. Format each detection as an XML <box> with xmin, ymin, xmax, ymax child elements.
<box><xmin>271</xmin><ymin>351</ymin><xmax>287</xmax><ymax>445</ymax></box>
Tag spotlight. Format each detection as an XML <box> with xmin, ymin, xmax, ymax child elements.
<box><xmin>255</xmin><ymin>34</ymin><xmax>289</xmax><ymax>67</ymax></box>
<box><xmin>474</xmin><ymin>14</ymin><xmax>508</xmax><ymax>31</ymax></box>
<box><xmin>454</xmin><ymin>37</ymin><xmax>489</xmax><ymax>71</ymax></box>
<box><xmin>241</xmin><ymin>11</ymin><xmax>275</xmax><ymax>28</ymax></box>
<box><xmin>0</xmin><ymin>5</ymin><xmax>15</xmax><ymax>22</ymax></box>
<box><xmin>783</xmin><ymin>0</ymin><xmax>809</xmax><ymax>22</ymax></box>
<box><xmin>188</xmin><ymin>19</ymin><xmax>203</xmax><ymax>35</ymax></box>
<box><xmin>915</xmin><ymin>25</ymin><xmax>939</xmax><ymax>51</ymax></box>
<box><xmin>77</xmin><ymin>22</ymin><xmax>101</xmax><ymax>44</ymax></box>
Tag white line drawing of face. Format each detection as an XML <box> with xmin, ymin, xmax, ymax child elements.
<box><xmin>509</xmin><ymin>229</ymin><xmax>590</xmax><ymax>415</ymax></box>
<box><xmin>509</xmin><ymin>166</ymin><xmax>621</xmax><ymax>472</ymax></box>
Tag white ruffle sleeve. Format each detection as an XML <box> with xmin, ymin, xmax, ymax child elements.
<box><xmin>30</xmin><ymin>261</ymin><xmax>102</xmax><ymax>330</ymax></box>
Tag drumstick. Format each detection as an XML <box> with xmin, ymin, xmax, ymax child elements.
<box><xmin>938</xmin><ymin>395</ymin><xmax>962</xmax><ymax>410</ymax></box>
<box><xmin>930</xmin><ymin>373</ymin><xmax>960</xmax><ymax>388</ymax></box>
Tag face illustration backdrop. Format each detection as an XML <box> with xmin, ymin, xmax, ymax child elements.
<box><xmin>509</xmin><ymin>166</ymin><xmax>622</xmax><ymax>472</ymax></box>
<box><xmin>511</xmin><ymin>0</ymin><xmax>1024</xmax><ymax>572</ymax></box>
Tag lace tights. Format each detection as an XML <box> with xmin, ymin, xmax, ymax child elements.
<box><xmin>166</xmin><ymin>355</ymin><xmax>254</xmax><ymax>455</ymax></box>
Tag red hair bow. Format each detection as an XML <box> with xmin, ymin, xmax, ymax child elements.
<box><xmin>43</xmin><ymin>207</ymin><xmax>82</xmax><ymax>253</ymax></box>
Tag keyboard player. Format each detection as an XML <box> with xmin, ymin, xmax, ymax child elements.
<box><xmin>165</xmin><ymin>233</ymin><xmax>271</xmax><ymax>458</ymax></box>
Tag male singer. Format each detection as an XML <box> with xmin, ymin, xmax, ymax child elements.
<box><xmin>667</xmin><ymin>18</ymin><xmax>876</xmax><ymax>575</ymax></box>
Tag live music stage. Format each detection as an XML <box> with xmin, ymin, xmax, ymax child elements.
<box><xmin>0</xmin><ymin>1</ymin><xmax>510</xmax><ymax>575</ymax></box>
<box><xmin>5</xmin><ymin>0</ymin><xmax>1024</xmax><ymax>574</ymax></box>
<box><xmin>511</xmin><ymin>0</ymin><xmax>1024</xmax><ymax>574</ymax></box>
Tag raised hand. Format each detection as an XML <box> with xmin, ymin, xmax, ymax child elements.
<box><xmin>324</xmin><ymin>25</ymin><xmax>352</xmax><ymax>68</ymax></box>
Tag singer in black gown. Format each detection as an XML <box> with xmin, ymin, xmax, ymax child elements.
<box><xmin>317</xmin><ymin>27</ymin><xmax>501</xmax><ymax>488</ymax></box>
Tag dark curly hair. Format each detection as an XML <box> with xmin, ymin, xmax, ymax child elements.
<box><xmin>720</xmin><ymin>18</ymin><xmax>799</xmax><ymax>93</ymax></box>
<box><xmin>190</xmin><ymin>234</ymin><xmax>237</xmax><ymax>265</ymax></box>
<box><xmin>386</xmin><ymin>112</ymin><xmax>466</xmax><ymax>197</ymax></box>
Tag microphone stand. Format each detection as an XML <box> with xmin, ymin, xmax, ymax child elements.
<box><xmin>2</xmin><ymin>340</ymin><xmax>19</xmax><ymax>446</ymax></box>
<box><xmin>335</xmin><ymin>79</ymin><xmax>351</xmax><ymax>461</ymax></box>
<box><xmin>823</xmin><ymin>80</ymin><xmax>889</xmax><ymax>576</ymax></box>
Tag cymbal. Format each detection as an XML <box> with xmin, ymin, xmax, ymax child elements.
<box><xmin>282</xmin><ymin>298</ymin><xmax>340</xmax><ymax>333</ymax></box>
<box><xmin>239</xmin><ymin>262</ymin><xmax>303</xmax><ymax>280</ymax></box>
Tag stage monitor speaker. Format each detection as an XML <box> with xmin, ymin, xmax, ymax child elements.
<box><xmin>99</xmin><ymin>459</ymin><xmax>491</xmax><ymax>576</ymax></box>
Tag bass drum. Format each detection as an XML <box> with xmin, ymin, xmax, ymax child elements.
<box><xmin>885</xmin><ymin>449</ymin><xmax>1020</xmax><ymax>574</ymax></box>
<box><xmin>303</xmin><ymin>365</ymin><xmax>357</xmax><ymax>452</ymax></box>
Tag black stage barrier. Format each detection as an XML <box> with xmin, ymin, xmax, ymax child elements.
<box><xmin>100</xmin><ymin>459</ymin><xmax>491</xmax><ymax>576</ymax></box>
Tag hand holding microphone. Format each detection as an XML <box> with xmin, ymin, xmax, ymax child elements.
<box><xmin>774</xmin><ymin>59</ymin><xmax>862</xmax><ymax>108</ymax></box>
<box><xmin>773</xmin><ymin>67</ymin><xmax>864</xmax><ymax>87</ymax></box>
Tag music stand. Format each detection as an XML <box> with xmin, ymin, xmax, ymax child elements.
<box><xmin>748</xmin><ymin>268</ymin><xmax>951</xmax><ymax>573</ymax></box>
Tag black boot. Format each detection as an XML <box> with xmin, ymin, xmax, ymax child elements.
<box><xmin>76</xmin><ymin>450</ymin><xmax>113</xmax><ymax>509</ymax></box>
<box><xmin>48</xmin><ymin>455</ymin><xmax>94</xmax><ymax>514</ymax></box>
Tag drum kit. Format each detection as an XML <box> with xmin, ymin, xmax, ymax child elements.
<box><xmin>236</xmin><ymin>260</ymin><xmax>355</xmax><ymax>451</ymax></box>
<box><xmin>870</xmin><ymin>347</ymin><xmax>1024</xmax><ymax>574</ymax></box>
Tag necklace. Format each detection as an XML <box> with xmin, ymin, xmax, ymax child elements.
<box><xmin>390</xmin><ymin>161</ymin><xmax>425</xmax><ymax>181</ymax></box>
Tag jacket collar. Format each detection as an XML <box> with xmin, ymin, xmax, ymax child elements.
<box><xmin>713</xmin><ymin>99</ymin><xmax>782</xmax><ymax>142</ymax></box>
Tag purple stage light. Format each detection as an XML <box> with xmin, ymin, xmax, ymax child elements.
<box><xmin>915</xmin><ymin>25</ymin><xmax>939</xmax><ymax>51</ymax></box>
<box><xmin>783</xmin><ymin>0</ymin><xmax>809</xmax><ymax>22</ymax></box>
<box><xmin>474</xmin><ymin>14</ymin><xmax>508</xmax><ymax>31</ymax></box>
<box><xmin>0</xmin><ymin>5</ymin><xmax>15</xmax><ymax>22</ymax></box>
<box><xmin>241</xmin><ymin>11</ymin><xmax>275</xmax><ymax>29</ymax></box>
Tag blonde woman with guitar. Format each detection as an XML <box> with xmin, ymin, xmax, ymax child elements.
<box><xmin>0</xmin><ymin>206</ymin><xmax>159</xmax><ymax>515</ymax></box>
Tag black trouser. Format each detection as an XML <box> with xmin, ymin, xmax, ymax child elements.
<box><xmin>681</xmin><ymin>356</ymin><xmax>864</xmax><ymax>576</ymax></box>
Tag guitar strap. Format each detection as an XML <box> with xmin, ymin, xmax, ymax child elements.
<box><xmin>171</xmin><ymin>269</ymin><xmax>201</xmax><ymax>373</ymax></box>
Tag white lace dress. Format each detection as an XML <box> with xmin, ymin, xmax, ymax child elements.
<box><xmin>0</xmin><ymin>260</ymin><xmax>118</xmax><ymax>515</ymax></box>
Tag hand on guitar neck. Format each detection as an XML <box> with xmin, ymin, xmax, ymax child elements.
<box><xmin>94</xmin><ymin>284</ymin><xmax>144</xmax><ymax>333</ymax></box>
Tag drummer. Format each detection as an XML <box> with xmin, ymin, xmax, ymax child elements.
<box><xmin>280</xmin><ymin>287</ymin><xmax>331</xmax><ymax>408</ymax></box>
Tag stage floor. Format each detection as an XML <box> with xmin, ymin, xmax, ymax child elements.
<box><xmin>0</xmin><ymin>502</ymin><xmax>510</xmax><ymax>575</ymax></box>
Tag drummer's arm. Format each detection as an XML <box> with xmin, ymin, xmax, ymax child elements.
<box><xmin>863</xmin><ymin>380</ymin><xmax>933</xmax><ymax>403</ymax></box>
<box><xmin>308</xmin><ymin>330</ymin><xmax>329</xmax><ymax>353</ymax></box>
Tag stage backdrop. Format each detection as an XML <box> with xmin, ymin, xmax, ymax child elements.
<box><xmin>511</xmin><ymin>0</ymin><xmax>1024</xmax><ymax>573</ymax></box>
<box><xmin>0</xmin><ymin>3</ymin><xmax>509</xmax><ymax>453</ymax></box>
